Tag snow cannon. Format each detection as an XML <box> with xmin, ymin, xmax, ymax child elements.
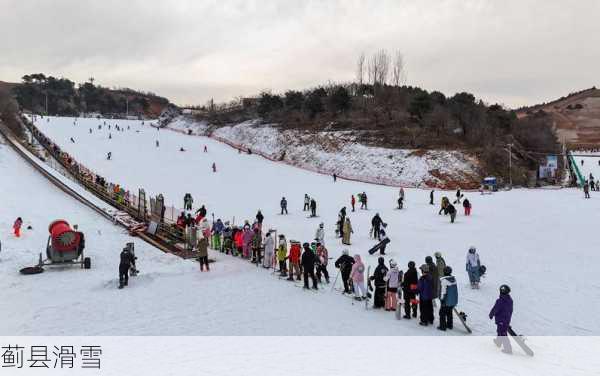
<box><xmin>40</xmin><ymin>220</ymin><xmax>90</xmax><ymax>269</ymax></box>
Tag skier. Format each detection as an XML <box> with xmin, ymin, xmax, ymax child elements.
<box><xmin>212</xmin><ymin>162</ymin><xmax>216</xmax><ymax>173</ymax></box>
<box><xmin>454</xmin><ymin>188</ymin><xmax>462</xmax><ymax>204</ymax></box>
<box><xmin>466</xmin><ymin>246</ymin><xmax>481</xmax><ymax>289</ymax></box>
<box><xmin>371</xmin><ymin>213</ymin><xmax>383</xmax><ymax>240</ymax></box>
<box><xmin>262</xmin><ymin>231</ymin><xmax>275</xmax><ymax>269</ymax></box>
<box><xmin>489</xmin><ymin>285</ymin><xmax>514</xmax><ymax>354</ymax></box>
<box><xmin>119</xmin><ymin>246</ymin><xmax>136</xmax><ymax>288</ymax></box>
<box><xmin>334</xmin><ymin>249</ymin><xmax>355</xmax><ymax>294</ymax></box>
<box><xmin>315</xmin><ymin>243</ymin><xmax>329</xmax><ymax>283</ymax></box>
<box><xmin>197</xmin><ymin>234</ymin><xmax>209</xmax><ymax>271</ymax></box>
<box><xmin>425</xmin><ymin>255</ymin><xmax>440</xmax><ymax>299</ymax></box>
<box><xmin>350</xmin><ymin>254</ymin><xmax>367</xmax><ymax>300</ymax></box>
<box><xmin>276</xmin><ymin>235</ymin><xmax>288</xmax><ymax>276</ymax></box>
<box><xmin>417</xmin><ymin>264</ymin><xmax>434</xmax><ymax>326</ymax></box>
<box><xmin>384</xmin><ymin>259</ymin><xmax>402</xmax><ymax>311</ymax></box>
<box><xmin>447</xmin><ymin>203</ymin><xmax>457</xmax><ymax>223</ymax></box>
<box><xmin>212</xmin><ymin>218</ymin><xmax>224</xmax><ymax>251</ymax></box>
<box><xmin>251</xmin><ymin>228</ymin><xmax>262</xmax><ymax>264</ymax></box>
<box><xmin>280</xmin><ymin>197</ymin><xmax>288</xmax><ymax>215</ymax></box>
<box><xmin>107</xmin><ymin>152</ymin><xmax>112</xmax><ymax>160</ymax></box>
<box><xmin>315</xmin><ymin>223</ymin><xmax>325</xmax><ymax>246</ymax></box>
<box><xmin>370</xmin><ymin>257</ymin><xmax>389</xmax><ymax>309</ymax></box>
<box><xmin>591</xmin><ymin>180</ymin><xmax>596</xmax><ymax>191</ymax></box>
<box><xmin>303</xmin><ymin>194</ymin><xmax>310</xmax><ymax>211</ymax></box>
<box><xmin>256</xmin><ymin>210</ymin><xmax>264</xmax><ymax>225</ymax></box>
<box><xmin>351</xmin><ymin>195</ymin><xmax>356</xmax><ymax>212</ymax></box>
<box><xmin>463</xmin><ymin>198</ymin><xmax>471</xmax><ymax>216</ymax></box>
<box><xmin>310</xmin><ymin>198</ymin><xmax>317</xmax><ymax>217</ymax></box>
<box><xmin>301</xmin><ymin>242</ymin><xmax>318</xmax><ymax>290</ymax></box>
<box><xmin>342</xmin><ymin>217</ymin><xmax>353</xmax><ymax>245</ymax></box>
<box><xmin>430</xmin><ymin>190</ymin><xmax>434</xmax><ymax>205</ymax></box>
<box><xmin>438</xmin><ymin>266</ymin><xmax>458</xmax><ymax>331</ymax></box>
<box><xmin>13</xmin><ymin>217</ymin><xmax>23</xmax><ymax>238</ymax></box>
<box><xmin>287</xmin><ymin>241</ymin><xmax>301</xmax><ymax>281</ymax></box>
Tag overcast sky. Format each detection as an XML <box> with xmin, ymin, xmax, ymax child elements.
<box><xmin>1</xmin><ymin>0</ymin><xmax>599</xmax><ymax>107</ymax></box>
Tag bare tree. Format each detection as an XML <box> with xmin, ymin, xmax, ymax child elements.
<box><xmin>391</xmin><ymin>50</ymin><xmax>406</xmax><ymax>87</ymax></box>
<box><xmin>356</xmin><ymin>52</ymin><xmax>365</xmax><ymax>86</ymax></box>
<box><xmin>368</xmin><ymin>49</ymin><xmax>390</xmax><ymax>87</ymax></box>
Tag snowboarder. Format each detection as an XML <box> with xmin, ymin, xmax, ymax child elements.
<box><xmin>119</xmin><ymin>246</ymin><xmax>136</xmax><ymax>288</ymax></box>
<box><xmin>384</xmin><ymin>259</ymin><xmax>402</xmax><ymax>311</ymax></box>
<box><xmin>212</xmin><ymin>162</ymin><xmax>216</xmax><ymax>173</ymax></box>
<box><xmin>13</xmin><ymin>217</ymin><xmax>23</xmax><ymax>238</ymax></box>
<box><xmin>425</xmin><ymin>256</ymin><xmax>440</xmax><ymax>299</ymax></box>
<box><xmin>489</xmin><ymin>285</ymin><xmax>514</xmax><ymax>354</ymax></box>
<box><xmin>417</xmin><ymin>264</ymin><xmax>434</xmax><ymax>326</ymax></box>
<box><xmin>447</xmin><ymin>203</ymin><xmax>457</xmax><ymax>223</ymax></box>
<box><xmin>315</xmin><ymin>243</ymin><xmax>329</xmax><ymax>283</ymax></box>
<box><xmin>371</xmin><ymin>213</ymin><xmax>383</xmax><ymax>240</ymax></box>
<box><xmin>466</xmin><ymin>246</ymin><xmax>481</xmax><ymax>289</ymax></box>
<box><xmin>334</xmin><ymin>249</ymin><xmax>355</xmax><ymax>294</ymax></box>
<box><xmin>280</xmin><ymin>197</ymin><xmax>288</xmax><ymax>215</ymax></box>
<box><xmin>263</xmin><ymin>231</ymin><xmax>275</xmax><ymax>268</ymax></box>
<box><xmin>430</xmin><ymin>190</ymin><xmax>434</xmax><ymax>205</ymax></box>
<box><xmin>310</xmin><ymin>198</ymin><xmax>317</xmax><ymax>217</ymax></box>
<box><xmin>301</xmin><ymin>242</ymin><xmax>318</xmax><ymax>290</ymax></box>
<box><xmin>401</xmin><ymin>261</ymin><xmax>419</xmax><ymax>319</ymax></box>
<box><xmin>276</xmin><ymin>235</ymin><xmax>288</xmax><ymax>276</ymax></box>
<box><xmin>351</xmin><ymin>195</ymin><xmax>356</xmax><ymax>212</ymax></box>
<box><xmin>438</xmin><ymin>266</ymin><xmax>458</xmax><ymax>331</ymax></box>
<box><xmin>197</xmin><ymin>234</ymin><xmax>209</xmax><ymax>271</ymax></box>
<box><xmin>370</xmin><ymin>257</ymin><xmax>389</xmax><ymax>309</ymax></box>
<box><xmin>315</xmin><ymin>223</ymin><xmax>325</xmax><ymax>246</ymax></box>
<box><xmin>350</xmin><ymin>254</ymin><xmax>367</xmax><ymax>300</ymax></box>
<box><xmin>342</xmin><ymin>217</ymin><xmax>353</xmax><ymax>245</ymax></box>
<box><xmin>463</xmin><ymin>198</ymin><xmax>471</xmax><ymax>216</ymax></box>
<box><xmin>303</xmin><ymin>194</ymin><xmax>310</xmax><ymax>211</ymax></box>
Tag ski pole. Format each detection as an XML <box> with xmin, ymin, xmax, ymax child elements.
<box><xmin>330</xmin><ymin>269</ymin><xmax>340</xmax><ymax>292</ymax></box>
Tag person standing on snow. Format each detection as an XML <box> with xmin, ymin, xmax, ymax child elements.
<box><xmin>315</xmin><ymin>243</ymin><xmax>329</xmax><ymax>283</ymax></box>
<box><xmin>463</xmin><ymin>198</ymin><xmax>472</xmax><ymax>216</ymax></box>
<box><xmin>438</xmin><ymin>266</ymin><xmax>458</xmax><ymax>331</ymax></box>
<box><xmin>350</xmin><ymin>254</ymin><xmax>367</xmax><ymax>301</ymax></box>
<box><xmin>434</xmin><ymin>252</ymin><xmax>446</xmax><ymax>284</ymax></box>
<box><xmin>242</xmin><ymin>224</ymin><xmax>253</xmax><ymax>259</ymax></box>
<box><xmin>333</xmin><ymin>173</ymin><xmax>337</xmax><ymax>182</ymax></box>
<box><xmin>417</xmin><ymin>264</ymin><xmax>434</xmax><ymax>326</ymax></box>
<box><xmin>430</xmin><ymin>190</ymin><xmax>434</xmax><ymax>205</ymax></box>
<box><xmin>489</xmin><ymin>285</ymin><xmax>514</xmax><ymax>354</ymax></box>
<box><xmin>287</xmin><ymin>242</ymin><xmax>302</xmax><ymax>281</ymax></box>
<box><xmin>454</xmin><ymin>188</ymin><xmax>462</xmax><ymax>204</ymax></box>
<box><xmin>276</xmin><ymin>235</ymin><xmax>288</xmax><ymax>276</ymax></box>
<box><xmin>402</xmin><ymin>261</ymin><xmax>419</xmax><ymax>319</ymax></box>
<box><xmin>398</xmin><ymin>188</ymin><xmax>405</xmax><ymax>209</ymax></box>
<box><xmin>262</xmin><ymin>231</ymin><xmax>275</xmax><ymax>269</ymax></box>
<box><xmin>425</xmin><ymin>256</ymin><xmax>440</xmax><ymax>299</ymax></box>
<box><xmin>256</xmin><ymin>210</ymin><xmax>264</xmax><ymax>225</ymax></box>
<box><xmin>370</xmin><ymin>257</ymin><xmax>389</xmax><ymax>309</ymax></box>
<box><xmin>335</xmin><ymin>249</ymin><xmax>355</xmax><ymax>294</ymax></box>
<box><xmin>119</xmin><ymin>246</ymin><xmax>136</xmax><ymax>288</ymax></box>
<box><xmin>13</xmin><ymin>217</ymin><xmax>23</xmax><ymax>238</ymax></box>
<box><xmin>303</xmin><ymin>194</ymin><xmax>310</xmax><ymax>211</ymax></box>
<box><xmin>251</xmin><ymin>228</ymin><xmax>262</xmax><ymax>264</ymax></box>
<box><xmin>584</xmin><ymin>181</ymin><xmax>590</xmax><ymax>199</ymax></box>
<box><xmin>211</xmin><ymin>219</ymin><xmax>224</xmax><ymax>251</ymax></box>
<box><xmin>360</xmin><ymin>192</ymin><xmax>368</xmax><ymax>209</ymax></box>
<box><xmin>351</xmin><ymin>195</ymin><xmax>356</xmax><ymax>212</ymax></box>
<box><xmin>466</xmin><ymin>246</ymin><xmax>481</xmax><ymax>289</ymax></box>
<box><xmin>447</xmin><ymin>203</ymin><xmax>457</xmax><ymax>223</ymax></box>
<box><xmin>212</xmin><ymin>162</ymin><xmax>216</xmax><ymax>173</ymax></box>
<box><xmin>280</xmin><ymin>197</ymin><xmax>288</xmax><ymax>215</ymax></box>
<box><xmin>301</xmin><ymin>242</ymin><xmax>318</xmax><ymax>290</ymax></box>
<box><xmin>315</xmin><ymin>223</ymin><xmax>325</xmax><ymax>246</ymax></box>
<box><xmin>222</xmin><ymin>221</ymin><xmax>233</xmax><ymax>254</ymax></box>
<box><xmin>310</xmin><ymin>198</ymin><xmax>317</xmax><ymax>217</ymax></box>
<box><xmin>197</xmin><ymin>234</ymin><xmax>210</xmax><ymax>272</ymax></box>
<box><xmin>342</xmin><ymin>217</ymin><xmax>353</xmax><ymax>245</ymax></box>
<box><xmin>384</xmin><ymin>259</ymin><xmax>402</xmax><ymax>311</ymax></box>
<box><xmin>371</xmin><ymin>213</ymin><xmax>383</xmax><ymax>240</ymax></box>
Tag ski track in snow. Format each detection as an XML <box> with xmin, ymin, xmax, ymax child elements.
<box><xmin>1</xmin><ymin>115</ymin><xmax>599</xmax><ymax>336</ymax></box>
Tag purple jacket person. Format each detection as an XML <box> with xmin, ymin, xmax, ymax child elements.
<box><xmin>489</xmin><ymin>285</ymin><xmax>513</xmax><ymax>353</ymax></box>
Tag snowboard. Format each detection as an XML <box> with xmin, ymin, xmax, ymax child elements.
<box><xmin>368</xmin><ymin>237</ymin><xmax>391</xmax><ymax>255</ymax></box>
<box><xmin>453</xmin><ymin>308</ymin><xmax>472</xmax><ymax>334</ymax></box>
<box><xmin>365</xmin><ymin>266</ymin><xmax>371</xmax><ymax>310</ymax></box>
<box><xmin>508</xmin><ymin>326</ymin><xmax>534</xmax><ymax>356</ymax></box>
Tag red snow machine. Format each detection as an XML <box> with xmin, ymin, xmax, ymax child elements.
<box><xmin>39</xmin><ymin>220</ymin><xmax>90</xmax><ymax>269</ymax></box>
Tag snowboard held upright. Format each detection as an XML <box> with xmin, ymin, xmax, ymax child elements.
<box><xmin>507</xmin><ymin>326</ymin><xmax>534</xmax><ymax>356</ymax></box>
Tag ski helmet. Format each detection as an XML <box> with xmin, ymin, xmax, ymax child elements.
<box><xmin>408</xmin><ymin>261</ymin><xmax>416</xmax><ymax>269</ymax></box>
<box><xmin>443</xmin><ymin>266</ymin><xmax>452</xmax><ymax>276</ymax></box>
<box><xmin>389</xmin><ymin>259</ymin><xmax>397</xmax><ymax>268</ymax></box>
<box><xmin>469</xmin><ymin>246</ymin><xmax>476</xmax><ymax>253</ymax></box>
<box><xmin>419</xmin><ymin>264</ymin><xmax>429</xmax><ymax>273</ymax></box>
<box><xmin>499</xmin><ymin>285</ymin><xmax>511</xmax><ymax>295</ymax></box>
<box><xmin>434</xmin><ymin>251</ymin><xmax>442</xmax><ymax>258</ymax></box>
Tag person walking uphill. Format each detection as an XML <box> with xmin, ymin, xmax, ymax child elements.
<box><xmin>489</xmin><ymin>285</ymin><xmax>514</xmax><ymax>354</ymax></box>
<box><xmin>417</xmin><ymin>264</ymin><xmax>434</xmax><ymax>326</ymax></box>
<box><xmin>13</xmin><ymin>217</ymin><xmax>23</xmax><ymax>238</ymax></box>
<box><xmin>370</xmin><ymin>257</ymin><xmax>389</xmax><ymax>309</ymax></box>
<box><xmin>335</xmin><ymin>250</ymin><xmax>355</xmax><ymax>294</ymax></box>
<box><xmin>301</xmin><ymin>242</ymin><xmax>318</xmax><ymax>290</ymax></box>
<box><xmin>438</xmin><ymin>266</ymin><xmax>458</xmax><ymax>331</ymax></box>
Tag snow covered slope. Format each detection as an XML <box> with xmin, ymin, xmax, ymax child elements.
<box><xmin>24</xmin><ymin>115</ymin><xmax>600</xmax><ymax>336</ymax></box>
<box><xmin>572</xmin><ymin>151</ymin><xmax>600</xmax><ymax>182</ymax></box>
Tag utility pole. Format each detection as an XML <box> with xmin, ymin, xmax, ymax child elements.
<box><xmin>507</xmin><ymin>143</ymin><xmax>513</xmax><ymax>188</ymax></box>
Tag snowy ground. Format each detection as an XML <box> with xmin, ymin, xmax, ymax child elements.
<box><xmin>18</xmin><ymin>115</ymin><xmax>600</xmax><ymax>337</ymax></box>
<box><xmin>572</xmin><ymin>151</ymin><xmax>600</xmax><ymax>182</ymax></box>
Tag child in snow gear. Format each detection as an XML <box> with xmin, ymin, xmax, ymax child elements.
<box><xmin>350</xmin><ymin>254</ymin><xmax>367</xmax><ymax>300</ymax></box>
<box><xmin>351</xmin><ymin>195</ymin><xmax>356</xmax><ymax>212</ymax></box>
<box><xmin>315</xmin><ymin>223</ymin><xmax>325</xmax><ymax>246</ymax></box>
<box><xmin>280</xmin><ymin>197</ymin><xmax>288</xmax><ymax>214</ymax></box>
<box><xmin>466</xmin><ymin>246</ymin><xmax>481</xmax><ymax>288</ymax></box>
<box><xmin>263</xmin><ymin>231</ymin><xmax>275</xmax><ymax>268</ymax></box>
<box><xmin>310</xmin><ymin>198</ymin><xmax>317</xmax><ymax>217</ymax></box>
<box><xmin>463</xmin><ymin>198</ymin><xmax>471</xmax><ymax>216</ymax></box>
<box><xmin>384</xmin><ymin>259</ymin><xmax>402</xmax><ymax>311</ymax></box>
<box><xmin>489</xmin><ymin>285</ymin><xmax>514</xmax><ymax>354</ymax></box>
<box><xmin>303</xmin><ymin>194</ymin><xmax>310</xmax><ymax>211</ymax></box>
<box><xmin>301</xmin><ymin>242</ymin><xmax>318</xmax><ymax>290</ymax></box>
<box><xmin>370</xmin><ymin>257</ymin><xmax>389</xmax><ymax>309</ymax></box>
<box><xmin>315</xmin><ymin>243</ymin><xmax>329</xmax><ymax>283</ymax></box>
<box><xmin>13</xmin><ymin>217</ymin><xmax>23</xmax><ymax>237</ymax></box>
<box><xmin>342</xmin><ymin>217</ymin><xmax>353</xmax><ymax>245</ymax></box>
<box><xmin>287</xmin><ymin>241</ymin><xmax>302</xmax><ymax>281</ymax></box>
<box><xmin>402</xmin><ymin>261</ymin><xmax>419</xmax><ymax>318</ymax></box>
<box><xmin>417</xmin><ymin>264</ymin><xmax>434</xmax><ymax>326</ymax></box>
<box><xmin>233</xmin><ymin>227</ymin><xmax>243</xmax><ymax>256</ymax></box>
<box><xmin>334</xmin><ymin>249</ymin><xmax>355</xmax><ymax>293</ymax></box>
<box><xmin>197</xmin><ymin>235</ymin><xmax>209</xmax><ymax>271</ymax></box>
<box><xmin>277</xmin><ymin>235</ymin><xmax>288</xmax><ymax>276</ymax></box>
<box><xmin>119</xmin><ymin>246</ymin><xmax>136</xmax><ymax>288</ymax></box>
<box><xmin>438</xmin><ymin>266</ymin><xmax>458</xmax><ymax>331</ymax></box>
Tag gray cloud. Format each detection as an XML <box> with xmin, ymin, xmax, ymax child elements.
<box><xmin>1</xmin><ymin>0</ymin><xmax>599</xmax><ymax>107</ymax></box>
